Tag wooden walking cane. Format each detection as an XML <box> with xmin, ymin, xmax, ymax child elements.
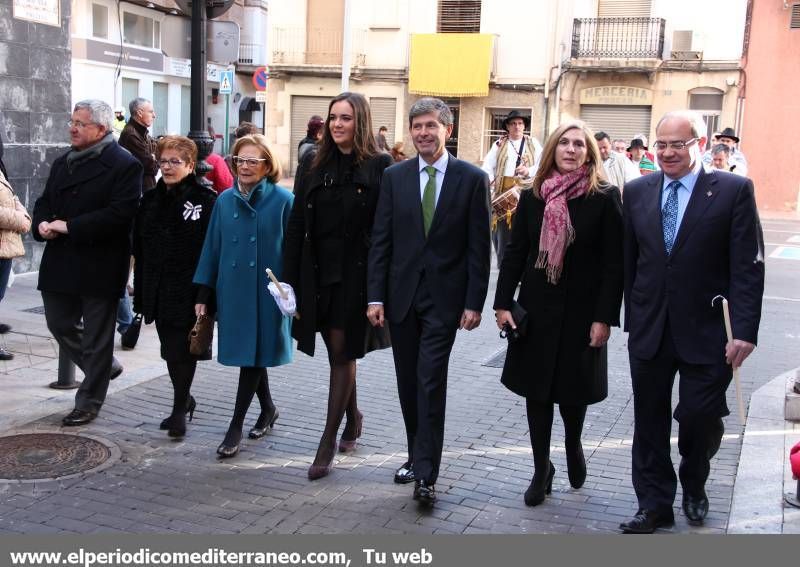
<box><xmin>711</xmin><ymin>295</ymin><xmax>746</xmax><ymax>426</ymax></box>
<box><xmin>266</xmin><ymin>268</ymin><xmax>299</xmax><ymax>319</ymax></box>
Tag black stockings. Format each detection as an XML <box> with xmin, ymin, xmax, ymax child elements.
<box><xmin>223</xmin><ymin>367</ymin><xmax>274</xmax><ymax>445</ymax></box>
<box><xmin>526</xmin><ymin>400</ymin><xmax>587</xmax><ymax>475</ymax></box>
<box><xmin>312</xmin><ymin>328</ymin><xmax>358</xmax><ymax>466</ymax></box>
<box><xmin>167</xmin><ymin>360</ymin><xmax>197</xmax><ymax>418</ymax></box>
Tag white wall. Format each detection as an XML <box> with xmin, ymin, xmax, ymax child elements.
<box><xmin>653</xmin><ymin>0</ymin><xmax>746</xmax><ymax>60</ymax></box>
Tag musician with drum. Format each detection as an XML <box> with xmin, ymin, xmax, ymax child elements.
<box><xmin>481</xmin><ymin>110</ymin><xmax>543</xmax><ymax>267</ymax></box>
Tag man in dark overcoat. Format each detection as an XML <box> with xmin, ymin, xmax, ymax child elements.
<box><xmin>620</xmin><ymin>110</ymin><xmax>764</xmax><ymax>533</ymax></box>
<box><xmin>33</xmin><ymin>100</ymin><xmax>142</xmax><ymax>426</ymax></box>
<box><xmin>367</xmin><ymin>97</ymin><xmax>491</xmax><ymax>506</ymax></box>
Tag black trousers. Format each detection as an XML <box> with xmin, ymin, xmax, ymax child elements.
<box><xmin>389</xmin><ymin>276</ymin><xmax>458</xmax><ymax>484</ymax></box>
<box><xmin>42</xmin><ymin>291</ymin><xmax>118</xmax><ymax>414</ymax></box>
<box><xmin>629</xmin><ymin>321</ymin><xmax>731</xmax><ymax>512</ymax></box>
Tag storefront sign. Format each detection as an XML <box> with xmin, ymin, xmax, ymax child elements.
<box><xmin>72</xmin><ymin>38</ymin><xmax>164</xmax><ymax>72</ymax></box>
<box><xmin>580</xmin><ymin>86</ymin><xmax>653</xmax><ymax>106</ymax></box>
<box><xmin>165</xmin><ymin>58</ymin><xmax>229</xmax><ymax>83</ymax></box>
<box><xmin>13</xmin><ymin>0</ymin><xmax>60</xmax><ymax>27</ymax></box>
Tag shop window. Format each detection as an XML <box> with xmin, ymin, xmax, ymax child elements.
<box><xmin>437</xmin><ymin>0</ymin><xmax>481</xmax><ymax>33</ymax></box>
<box><xmin>92</xmin><ymin>4</ymin><xmax>108</xmax><ymax>39</ymax></box>
<box><xmin>123</xmin><ymin>11</ymin><xmax>161</xmax><ymax>49</ymax></box>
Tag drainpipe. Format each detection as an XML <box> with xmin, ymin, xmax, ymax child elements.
<box><xmin>341</xmin><ymin>0</ymin><xmax>352</xmax><ymax>91</ymax></box>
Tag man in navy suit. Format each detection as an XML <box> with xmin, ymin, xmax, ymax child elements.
<box><xmin>620</xmin><ymin>111</ymin><xmax>764</xmax><ymax>533</ymax></box>
<box><xmin>367</xmin><ymin>97</ymin><xmax>491</xmax><ymax>506</ymax></box>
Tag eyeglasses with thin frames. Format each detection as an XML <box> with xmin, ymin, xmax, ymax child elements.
<box><xmin>653</xmin><ymin>138</ymin><xmax>698</xmax><ymax>151</ymax></box>
<box><xmin>68</xmin><ymin>120</ymin><xmax>99</xmax><ymax>129</ymax></box>
<box><xmin>233</xmin><ymin>156</ymin><xmax>267</xmax><ymax>167</ymax></box>
<box><xmin>158</xmin><ymin>158</ymin><xmax>185</xmax><ymax>168</ymax></box>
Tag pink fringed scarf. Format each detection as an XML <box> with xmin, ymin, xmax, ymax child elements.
<box><xmin>535</xmin><ymin>165</ymin><xmax>589</xmax><ymax>284</ymax></box>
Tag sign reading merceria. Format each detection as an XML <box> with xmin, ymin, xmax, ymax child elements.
<box><xmin>580</xmin><ymin>86</ymin><xmax>653</xmax><ymax>106</ymax></box>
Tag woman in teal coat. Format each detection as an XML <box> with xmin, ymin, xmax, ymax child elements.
<box><xmin>194</xmin><ymin>134</ymin><xmax>293</xmax><ymax>458</ymax></box>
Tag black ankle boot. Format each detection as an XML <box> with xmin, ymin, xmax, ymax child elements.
<box><xmin>524</xmin><ymin>461</ymin><xmax>555</xmax><ymax>507</ymax></box>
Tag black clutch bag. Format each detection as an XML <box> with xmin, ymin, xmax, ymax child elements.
<box><xmin>499</xmin><ymin>300</ymin><xmax>528</xmax><ymax>342</ymax></box>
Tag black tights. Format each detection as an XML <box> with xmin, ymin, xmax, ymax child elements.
<box><xmin>222</xmin><ymin>367</ymin><xmax>275</xmax><ymax>445</ymax></box>
<box><xmin>526</xmin><ymin>399</ymin><xmax>586</xmax><ymax>477</ymax></box>
<box><xmin>166</xmin><ymin>360</ymin><xmax>197</xmax><ymax>418</ymax></box>
<box><xmin>311</xmin><ymin>328</ymin><xmax>359</xmax><ymax>466</ymax></box>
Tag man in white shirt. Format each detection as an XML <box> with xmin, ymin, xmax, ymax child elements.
<box><xmin>702</xmin><ymin>127</ymin><xmax>748</xmax><ymax>176</ymax></box>
<box><xmin>595</xmin><ymin>131</ymin><xmax>640</xmax><ymax>191</ymax></box>
<box><xmin>481</xmin><ymin>110</ymin><xmax>542</xmax><ymax>267</ymax></box>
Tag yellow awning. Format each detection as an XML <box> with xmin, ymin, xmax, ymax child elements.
<box><xmin>408</xmin><ymin>34</ymin><xmax>494</xmax><ymax>98</ymax></box>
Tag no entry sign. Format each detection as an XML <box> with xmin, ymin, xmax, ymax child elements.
<box><xmin>252</xmin><ymin>66</ymin><xmax>268</xmax><ymax>91</ymax></box>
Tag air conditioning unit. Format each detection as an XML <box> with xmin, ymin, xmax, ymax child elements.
<box><xmin>670</xmin><ymin>50</ymin><xmax>703</xmax><ymax>60</ymax></box>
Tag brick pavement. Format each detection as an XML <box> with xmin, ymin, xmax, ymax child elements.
<box><xmin>0</xmin><ymin>218</ymin><xmax>797</xmax><ymax>534</ymax></box>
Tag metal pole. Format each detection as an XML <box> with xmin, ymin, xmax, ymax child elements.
<box><xmin>187</xmin><ymin>0</ymin><xmax>213</xmax><ymax>182</ymax></box>
<box><xmin>49</xmin><ymin>347</ymin><xmax>79</xmax><ymax>390</ymax></box>
<box><xmin>341</xmin><ymin>0</ymin><xmax>352</xmax><ymax>91</ymax></box>
<box><xmin>224</xmin><ymin>93</ymin><xmax>230</xmax><ymax>156</ymax></box>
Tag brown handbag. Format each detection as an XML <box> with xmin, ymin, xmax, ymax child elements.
<box><xmin>188</xmin><ymin>314</ymin><xmax>214</xmax><ymax>356</ymax></box>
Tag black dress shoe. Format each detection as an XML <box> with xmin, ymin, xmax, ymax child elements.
<box><xmin>619</xmin><ymin>509</ymin><xmax>675</xmax><ymax>534</ymax></box>
<box><xmin>394</xmin><ymin>462</ymin><xmax>415</xmax><ymax>484</ymax></box>
<box><xmin>413</xmin><ymin>480</ymin><xmax>436</xmax><ymax>506</ymax></box>
<box><xmin>0</xmin><ymin>346</ymin><xmax>13</xmax><ymax>361</ymax></box>
<box><xmin>0</xmin><ymin>323</ymin><xmax>11</xmax><ymax>334</ymax></box>
<box><xmin>109</xmin><ymin>360</ymin><xmax>123</xmax><ymax>381</ymax></box>
<box><xmin>682</xmin><ymin>492</ymin><xmax>709</xmax><ymax>525</ymax></box>
<box><xmin>62</xmin><ymin>409</ymin><xmax>97</xmax><ymax>426</ymax></box>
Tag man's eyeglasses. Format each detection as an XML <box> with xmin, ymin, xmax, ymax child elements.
<box><xmin>68</xmin><ymin>120</ymin><xmax>99</xmax><ymax>129</ymax></box>
<box><xmin>653</xmin><ymin>138</ymin><xmax>698</xmax><ymax>151</ymax></box>
<box><xmin>233</xmin><ymin>156</ymin><xmax>267</xmax><ymax>167</ymax></box>
<box><xmin>158</xmin><ymin>158</ymin><xmax>185</xmax><ymax>168</ymax></box>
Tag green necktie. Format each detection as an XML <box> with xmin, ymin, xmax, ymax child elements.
<box><xmin>422</xmin><ymin>165</ymin><xmax>436</xmax><ymax>236</ymax></box>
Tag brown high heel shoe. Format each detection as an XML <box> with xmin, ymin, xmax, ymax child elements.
<box><xmin>308</xmin><ymin>439</ymin><xmax>337</xmax><ymax>480</ymax></box>
<box><xmin>338</xmin><ymin>410</ymin><xmax>363</xmax><ymax>453</ymax></box>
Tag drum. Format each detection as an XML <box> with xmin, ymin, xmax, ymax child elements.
<box><xmin>491</xmin><ymin>186</ymin><xmax>520</xmax><ymax>219</ymax></box>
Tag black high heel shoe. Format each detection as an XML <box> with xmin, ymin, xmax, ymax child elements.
<box><xmin>524</xmin><ymin>461</ymin><xmax>555</xmax><ymax>507</ymax></box>
<box><xmin>160</xmin><ymin>396</ymin><xmax>196</xmax><ymax>430</ymax></box>
<box><xmin>167</xmin><ymin>413</ymin><xmax>186</xmax><ymax>438</ymax></box>
<box><xmin>248</xmin><ymin>407</ymin><xmax>279</xmax><ymax>439</ymax></box>
<box><xmin>566</xmin><ymin>443</ymin><xmax>587</xmax><ymax>489</ymax></box>
<box><xmin>217</xmin><ymin>429</ymin><xmax>242</xmax><ymax>459</ymax></box>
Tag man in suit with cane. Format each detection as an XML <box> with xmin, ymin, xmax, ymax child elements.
<box><xmin>620</xmin><ymin>110</ymin><xmax>764</xmax><ymax>533</ymax></box>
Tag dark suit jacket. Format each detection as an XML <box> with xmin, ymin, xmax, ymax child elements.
<box><xmin>623</xmin><ymin>168</ymin><xmax>764</xmax><ymax>364</ymax></box>
<box><xmin>367</xmin><ymin>153</ymin><xmax>491</xmax><ymax>326</ymax></box>
<box><xmin>32</xmin><ymin>142</ymin><xmax>142</xmax><ymax>298</ymax></box>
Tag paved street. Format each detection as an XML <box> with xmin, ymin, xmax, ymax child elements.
<box><xmin>0</xmin><ymin>216</ymin><xmax>797</xmax><ymax>535</ymax></box>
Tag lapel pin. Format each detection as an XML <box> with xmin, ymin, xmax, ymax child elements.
<box><xmin>706</xmin><ymin>191</ymin><xmax>712</xmax><ymax>197</ymax></box>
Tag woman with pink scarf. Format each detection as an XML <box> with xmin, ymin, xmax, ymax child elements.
<box><xmin>493</xmin><ymin>121</ymin><xmax>623</xmax><ymax>507</ymax></box>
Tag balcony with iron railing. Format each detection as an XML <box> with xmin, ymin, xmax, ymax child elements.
<box><xmin>238</xmin><ymin>43</ymin><xmax>266</xmax><ymax>66</ymax></box>
<box><xmin>270</xmin><ymin>27</ymin><xmax>367</xmax><ymax>67</ymax></box>
<box><xmin>571</xmin><ymin>17</ymin><xmax>665</xmax><ymax>59</ymax></box>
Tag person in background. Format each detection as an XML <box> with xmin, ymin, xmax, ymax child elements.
<box><xmin>628</xmin><ymin>139</ymin><xmax>657</xmax><ymax>176</ymax></box>
<box><xmin>204</xmin><ymin>151</ymin><xmax>234</xmax><ymax>193</ymax></box>
<box><xmin>390</xmin><ymin>141</ymin><xmax>407</xmax><ymax>163</ymax></box>
<box><xmin>283</xmin><ymin>92</ymin><xmax>393</xmax><ymax>480</ymax></box>
<box><xmin>494</xmin><ymin>121</ymin><xmax>623</xmax><ymax>507</ymax></box>
<box><xmin>595</xmin><ymin>131</ymin><xmax>639</xmax><ymax>192</ymax></box>
<box><xmin>702</xmin><ymin>127</ymin><xmax>748</xmax><ymax>177</ymax></box>
<box><xmin>481</xmin><ymin>110</ymin><xmax>542</xmax><ymax>268</ymax></box>
<box><xmin>612</xmin><ymin>139</ymin><xmax>628</xmax><ymax>154</ymax></box>
<box><xmin>224</xmin><ymin>122</ymin><xmax>260</xmax><ymax>174</ymax></box>
<box><xmin>297</xmin><ymin>116</ymin><xmax>325</xmax><ymax>169</ymax></box>
<box><xmin>33</xmin><ymin>100</ymin><xmax>140</xmax><ymax>426</ymax></box>
<box><xmin>112</xmin><ymin>107</ymin><xmax>126</xmax><ymax>140</ymax></box>
<box><xmin>194</xmin><ymin>134</ymin><xmax>294</xmax><ymax>459</ymax></box>
<box><xmin>376</xmin><ymin>126</ymin><xmax>390</xmax><ymax>152</ymax></box>
<box><xmin>0</xmin><ymin>141</ymin><xmax>32</xmax><ymax>360</ymax></box>
<box><xmin>119</xmin><ymin>98</ymin><xmax>158</xmax><ymax>192</ymax></box>
<box><xmin>133</xmin><ymin>136</ymin><xmax>216</xmax><ymax>438</ymax></box>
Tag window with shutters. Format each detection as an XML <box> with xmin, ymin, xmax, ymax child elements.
<box><xmin>791</xmin><ymin>4</ymin><xmax>800</xmax><ymax>29</ymax></box>
<box><xmin>92</xmin><ymin>3</ymin><xmax>108</xmax><ymax>39</ymax></box>
<box><xmin>689</xmin><ymin>87</ymin><xmax>723</xmax><ymax>141</ymax></box>
<box><xmin>437</xmin><ymin>0</ymin><xmax>481</xmax><ymax>33</ymax></box>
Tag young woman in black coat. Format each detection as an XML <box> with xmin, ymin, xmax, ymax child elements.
<box><xmin>283</xmin><ymin>92</ymin><xmax>392</xmax><ymax>480</ymax></box>
<box><xmin>493</xmin><ymin>121</ymin><xmax>623</xmax><ymax>506</ymax></box>
<box><xmin>133</xmin><ymin>136</ymin><xmax>217</xmax><ymax>438</ymax></box>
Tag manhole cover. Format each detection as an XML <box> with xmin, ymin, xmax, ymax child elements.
<box><xmin>0</xmin><ymin>433</ymin><xmax>117</xmax><ymax>481</ymax></box>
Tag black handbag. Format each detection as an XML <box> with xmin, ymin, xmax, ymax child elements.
<box><xmin>499</xmin><ymin>301</ymin><xmax>528</xmax><ymax>342</ymax></box>
<box><xmin>120</xmin><ymin>313</ymin><xmax>143</xmax><ymax>349</ymax></box>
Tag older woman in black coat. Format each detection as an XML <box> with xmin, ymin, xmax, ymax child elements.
<box><xmin>494</xmin><ymin>121</ymin><xmax>623</xmax><ymax>507</ymax></box>
<box><xmin>133</xmin><ymin>136</ymin><xmax>217</xmax><ymax>438</ymax></box>
<box><xmin>283</xmin><ymin>92</ymin><xmax>392</xmax><ymax>480</ymax></box>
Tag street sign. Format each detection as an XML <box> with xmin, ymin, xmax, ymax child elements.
<box><xmin>219</xmin><ymin>70</ymin><xmax>233</xmax><ymax>94</ymax></box>
<box><xmin>252</xmin><ymin>66</ymin><xmax>268</xmax><ymax>91</ymax></box>
<box><xmin>255</xmin><ymin>91</ymin><xmax>267</xmax><ymax>103</ymax></box>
